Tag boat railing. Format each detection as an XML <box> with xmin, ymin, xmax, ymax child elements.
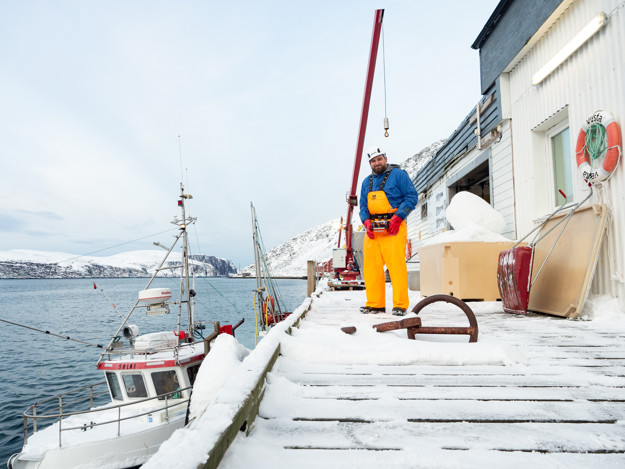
<box><xmin>22</xmin><ymin>382</ymin><xmax>192</xmax><ymax>448</ymax></box>
<box><xmin>101</xmin><ymin>339</ymin><xmax>199</xmax><ymax>360</ymax></box>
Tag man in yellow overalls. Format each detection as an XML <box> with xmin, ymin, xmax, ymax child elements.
<box><xmin>359</xmin><ymin>146</ymin><xmax>418</xmax><ymax>315</ymax></box>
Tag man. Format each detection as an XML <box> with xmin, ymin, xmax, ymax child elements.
<box><xmin>359</xmin><ymin>146</ymin><xmax>418</xmax><ymax>316</ymax></box>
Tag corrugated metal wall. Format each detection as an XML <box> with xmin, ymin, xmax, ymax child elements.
<box><xmin>507</xmin><ymin>0</ymin><xmax>625</xmax><ymax>309</ymax></box>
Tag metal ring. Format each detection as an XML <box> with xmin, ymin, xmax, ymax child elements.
<box><xmin>411</xmin><ymin>294</ymin><xmax>479</xmax><ymax>342</ymax></box>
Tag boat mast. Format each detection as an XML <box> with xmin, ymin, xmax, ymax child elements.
<box><xmin>251</xmin><ymin>203</ymin><xmax>264</xmax><ymax>297</ymax></box>
<box><xmin>178</xmin><ymin>183</ymin><xmax>194</xmax><ymax>339</ymax></box>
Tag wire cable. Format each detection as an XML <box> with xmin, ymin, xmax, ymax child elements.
<box><xmin>55</xmin><ymin>228</ymin><xmax>177</xmax><ymax>264</ymax></box>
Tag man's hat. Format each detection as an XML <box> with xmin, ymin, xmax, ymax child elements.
<box><xmin>367</xmin><ymin>146</ymin><xmax>386</xmax><ymax>160</ymax></box>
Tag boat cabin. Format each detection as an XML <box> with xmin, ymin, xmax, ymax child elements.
<box><xmin>98</xmin><ymin>338</ymin><xmax>205</xmax><ymax>403</ymax></box>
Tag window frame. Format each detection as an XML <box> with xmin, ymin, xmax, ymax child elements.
<box><xmin>121</xmin><ymin>373</ymin><xmax>149</xmax><ymax>399</ymax></box>
<box><xmin>106</xmin><ymin>372</ymin><xmax>123</xmax><ymax>401</ymax></box>
<box><xmin>151</xmin><ymin>370</ymin><xmax>183</xmax><ymax>400</ymax></box>
<box><xmin>545</xmin><ymin>119</ymin><xmax>572</xmax><ymax>208</ymax></box>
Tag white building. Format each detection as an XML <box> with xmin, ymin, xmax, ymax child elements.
<box><xmin>408</xmin><ymin>0</ymin><xmax>624</xmax><ymax>311</ymax></box>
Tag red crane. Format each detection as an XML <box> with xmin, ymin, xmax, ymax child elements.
<box><xmin>333</xmin><ymin>9</ymin><xmax>385</xmax><ymax>284</ymax></box>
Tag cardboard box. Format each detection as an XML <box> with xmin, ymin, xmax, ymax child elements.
<box><xmin>418</xmin><ymin>241</ymin><xmax>516</xmax><ymax>301</ymax></box>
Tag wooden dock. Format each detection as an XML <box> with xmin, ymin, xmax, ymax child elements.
<box><xmin>164</xmin><ymin>285</ymin><xmax>625</xmax><ymax>468</ymax></box>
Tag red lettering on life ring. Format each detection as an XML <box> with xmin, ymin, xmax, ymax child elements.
<box><xmin>575</xmin><ymin>110</ymin><xmax>621</xmax><ymax>183</ymax></box>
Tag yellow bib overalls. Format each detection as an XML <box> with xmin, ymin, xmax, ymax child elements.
<box><xmin>364</xmin><ymin>189</ymin><xmax>409</xmax><ymax>310</ymax></box>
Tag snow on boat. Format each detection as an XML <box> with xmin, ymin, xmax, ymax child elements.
<box><xmin>8</xmin><ymin>184</ymin><xmax>233</xmax><ymax>469</ymax></box>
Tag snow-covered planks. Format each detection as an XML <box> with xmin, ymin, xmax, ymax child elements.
<box><xmin>218</xmin><ymin>286</ymin><xmax>625</xmax><ymax>468</ymax></box>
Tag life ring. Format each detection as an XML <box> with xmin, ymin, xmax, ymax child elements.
<box><xmin>263</xmin><ymin>296</ymin><xmax>275</xmax><ymax>325</ymax></box>
<box><xmin>263</xmin><ymin>296</ymin><xmax>275</xmax><ymax>314</ymax></box>
<box><xmin>575</xmin><ymin>110</ymin><xmax>621</xmax><ymax>183</ymax></box>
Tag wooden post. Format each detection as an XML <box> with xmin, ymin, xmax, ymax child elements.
<box><xmin>307</xmin><ymin>260</ymin><xmax>316</xmax><ymax>297</ymax></box>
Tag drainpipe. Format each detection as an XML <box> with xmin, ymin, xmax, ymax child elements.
<box><xmin>474</xmin><ymin>100</ymin><xmax>482</xmax><ymax>150</ymax></box>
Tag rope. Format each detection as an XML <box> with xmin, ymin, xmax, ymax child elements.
<box><xmin>585</xmin><ymin>122</ymin><xmax>607</xmax><ymax>161</ymax></box>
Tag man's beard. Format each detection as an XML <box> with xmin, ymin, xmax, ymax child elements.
<box><xmin>372</xmin><ymin>164</ymin><xmax>387</xmax><ymax>175</ymax></box>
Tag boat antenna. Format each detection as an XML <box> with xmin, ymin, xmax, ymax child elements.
<box><xmin>0</xmin><ymin>318</ymin><xmax>105</xmax><ymax>348</ymax></box>
<box><xmin>178</xmin><ymin>135</ymin><xmax>184</xmax><ymax>183</ymax></box>
<box><xmin>93</xmin><ymin>281</ymin><xmax>126</xmax><ymax>320</ymax></box>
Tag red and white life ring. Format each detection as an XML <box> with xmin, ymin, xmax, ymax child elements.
<box><xmin>575</xmin><ymin>110</ymin><xmax>621</xmax><ymax>183</ymax></box>
<box><xmin>263</xmin><ymin>296</ymin><xmax>275</xmax><ymax>315</ymax></box>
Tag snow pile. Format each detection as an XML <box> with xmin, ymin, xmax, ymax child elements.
<box><xmin>421</xmin><ymin>224</ymin><xmax>511</xmax><ymax>246</ymax></box>
<box><xmin>188</xmin><ymin>334</ymin><xmax>251</xmax><ymax>420</ymax></box>
<box><xmin>446</xmin><ymin>191</ymin><xmax>506</xmax><ymax>233</ymax></box>
<box><xmin>423</xmin><ymin>191</ymin><xmax>510</xmax><ymax>246</ymax></box>
<box><xmin>580</xmin><ymin>294</ymin><xmax>625</xmax><ymax>322</ymax></box>
<box><xmin>280</xmin><ymin>322</ymin><xmax>523</xmax><ymax>366</ymax></box>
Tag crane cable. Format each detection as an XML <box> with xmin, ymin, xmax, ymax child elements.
<box><xmin>382</xmin><ymin>23</ymin><xmax>389</xmax><ymax>138</ymax></box>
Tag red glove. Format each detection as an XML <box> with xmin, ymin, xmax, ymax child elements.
<box><xmin>364</xmin><ymin>220</ymin><xmax>374</xmax><ymax>239</ymax></box>
<box><xmin>387</xmin><ymin>215</ymin><xmax>402</xmax><ymax>235</ymax></box>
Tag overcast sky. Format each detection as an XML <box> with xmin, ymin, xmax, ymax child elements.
<box><xmin>0</xmin><ymin>0</ymin><xmax>499</xmax><ymax>269</ymax></box>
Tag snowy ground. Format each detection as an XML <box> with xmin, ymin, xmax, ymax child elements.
<box><xmin>147</xmin><ymin>282</ymin><xmax>625</xmax><ymax>468</ymax></box>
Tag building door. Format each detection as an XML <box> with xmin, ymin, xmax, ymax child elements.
<box><xmin>448</xmin><ymin>158</ymin><xmax>491</xmax><ymax>204</ymax></box>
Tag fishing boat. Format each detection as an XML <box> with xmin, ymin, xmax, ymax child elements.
<box><xmin>8</xmin><ymin>184</ymin><xmax>237</xmax><ymax>469</ymax></box>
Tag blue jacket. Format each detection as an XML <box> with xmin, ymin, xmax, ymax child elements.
<box><xmin>359</xmin><ymin>165</ymin><xmax>418</xmax><ymax>223</ymax></box>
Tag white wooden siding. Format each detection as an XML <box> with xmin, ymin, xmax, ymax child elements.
<box><xmin>505</xmin><ymin>0</ymin><xmax>625</xmax><ymax>309</ymax></box>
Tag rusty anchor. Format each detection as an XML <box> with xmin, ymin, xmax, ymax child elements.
<box><xmin>371</xmin><ymin>294</ymin><xmax>479</xmax><ymax>342</ymax></box>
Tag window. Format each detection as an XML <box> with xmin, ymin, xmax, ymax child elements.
<box><xmin>187</xmin><ymin>364</ymin><xmax>201</xmax><ymax>386</ymax></box>
<box><xmin>152</xmin><ymin>370</ymin><xmax>182</xmax><ymax>399</ymax></box>
<box><xmin>106</xmin><ymin>372</ymin><xmax>123</xmax><ymax>401</ymax></box>
<box><xmin>548</xmin><ymin>122</ymin><xmax>572</xmax><ymax>206</ymax></box>
<box><xmin>122</xmin><ymin>373</ymin><xmax>148</xmax><ymax>398</ymax></box>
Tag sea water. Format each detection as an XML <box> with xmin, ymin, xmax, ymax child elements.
<box><xmin>0</xmin><ymin>277</ymin><xmax>306</xmax><ymax>463</ymax></box>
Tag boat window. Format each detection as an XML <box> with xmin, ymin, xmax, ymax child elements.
<box><xmin>106</xmin><ymin>372</ymin><xmax>123</xmax><ymax>401</ymax></box>
<box><xmin>187</xmin><ymin>364</ymin><xmax>201</xmax><ymax>386</ymax></box>
<box><xmin>152</xmin><ymin>370</ymin><xmax>182</xmax><ymax>399</ymax></box>
<box><xmin>122</xmin><ymin>373</ymin><xmax>148</xmax><ymax>398</ymax></box>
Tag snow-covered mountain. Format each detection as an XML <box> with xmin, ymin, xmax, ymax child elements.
<box><xmin>241</xmin><ymin>141</ymin><xmax>444</xmax><ymax>277</ymax></box>
<box><xmin>239</xmin><ymin>218</ymin><xmax>346</xmax><ymax>278</ymax></box>
<box><xmin>400</xmin><ymin>138</ymin><xmax>445</xmax><ymax>179</ymax></box>
<box><xmin>0</xmin><ymin>249</ymin><xmax>237</xmax><ymax>279</ymax></box>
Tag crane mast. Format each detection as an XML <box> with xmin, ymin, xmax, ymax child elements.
<box><xmin>335</xmin><ymin>8</ymin><xmax>385</xmax><ymax>283</ymax></box>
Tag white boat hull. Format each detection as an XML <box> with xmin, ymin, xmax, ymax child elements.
<box><xmin>9</xmin><ymin>416</ymin><xmax>185</xmax><ymax>469</ymax></box>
